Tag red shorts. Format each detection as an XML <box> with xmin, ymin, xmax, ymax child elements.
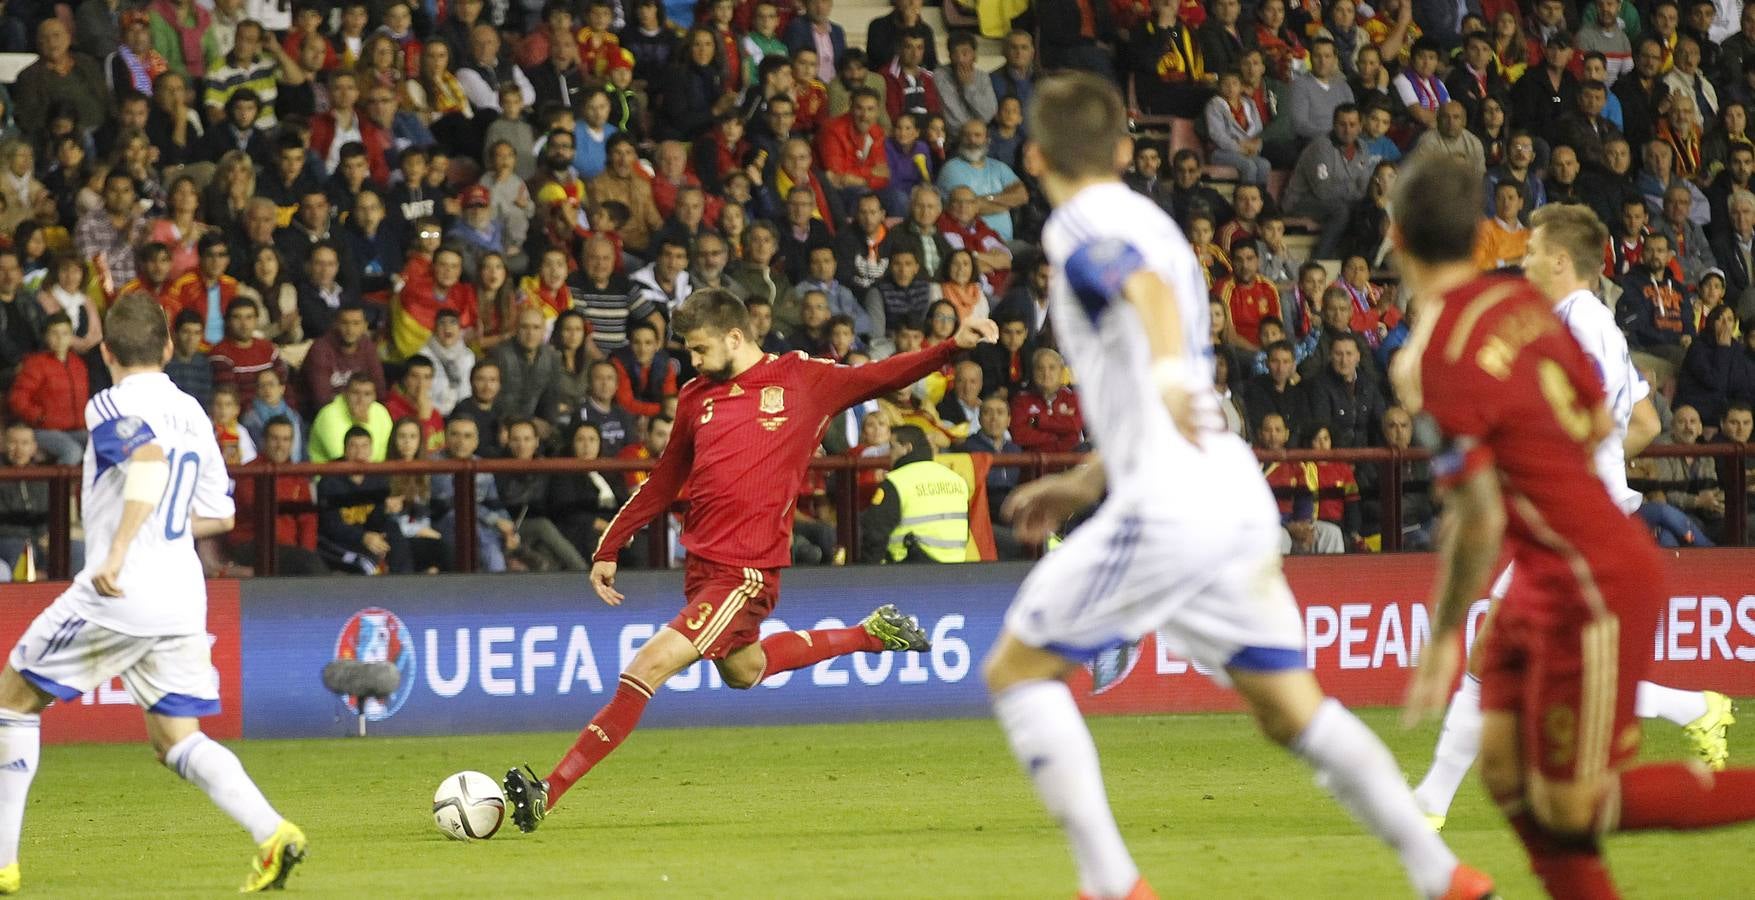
<box><xmin>1479</xmin><ymin>586</ymin><xmax>1657</xmax><ymax>784</ymax></box>
<box><xmin>670</xmin><ymin>556</ymin><xmax>782</xmax><ymax>659</ymax></box>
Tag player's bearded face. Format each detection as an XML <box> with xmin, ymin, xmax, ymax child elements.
<box><xmin>689</xmin><ymin>329</ymin><xmax>738</xmax><ymax>381</ymax></box>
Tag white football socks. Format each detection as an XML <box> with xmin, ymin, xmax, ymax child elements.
<box><xmin>1292</xmin><ymin>699</ymin><xmax>1458</xmax><ymax>899</ymax></box>
<box><xmin>994</xmin><ymin>680</ymin><xmax>1140</xmax><ymax>899</ymax></box>
<box><xmin>1635</xmin><ymin>681</ymin><xmax>1711</xmax><ymax>726</ymax></box>
<box><xmin>0</xmin><ymin>710</ymin><xmax>39</xmax><ymax>868</ymax></box>
<box><xmin>1413</xmin><ymin>674</ymin><xmax>1483</xmax><ymax>819</ymax></box>
<box><xmin>163</xmin><ymin>732</ymin><xmax>282</xmax><ymax>843</ymax></box>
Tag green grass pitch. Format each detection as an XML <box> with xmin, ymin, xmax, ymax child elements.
<box><xmin>18</xmin><ymin>707</ymin><xmax>1751</xmax><ymax>898</ymax></box>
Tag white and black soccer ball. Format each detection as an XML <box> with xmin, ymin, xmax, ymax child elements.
<box><xmin>432</xmin><ymin>771</ymin><xmax>506</xmax><ymax>841</ymax></box>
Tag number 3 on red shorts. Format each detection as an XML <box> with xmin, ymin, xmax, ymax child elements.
<box><xmin>684</xmin><ymin>602</ymin><xmax>714</xmax><ymax>630</ymax></box>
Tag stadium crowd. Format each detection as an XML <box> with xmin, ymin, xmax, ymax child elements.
<box><xmin>0</xmin><ymin>0</ymin><xmax>1751</xmax><ymax>575</ymax></box>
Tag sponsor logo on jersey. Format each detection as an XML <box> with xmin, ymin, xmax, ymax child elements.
<box><xmin>333</xmin><ymin>607</ymin><xmax>417</xmax><ymax>721</ymax></box>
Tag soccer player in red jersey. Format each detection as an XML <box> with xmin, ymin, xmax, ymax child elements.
<box><xmin>503</xmin><ymin>289</ymin><xmax>997</xmax><ymax>831</ymax></box>
<box><xmin>1394</xmin><ymin>156</ymin><xmax>1755</xmax><ymax>900</ymax></box>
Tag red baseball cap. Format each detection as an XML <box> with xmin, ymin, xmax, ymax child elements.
<box><xmin>462</xmin><ymin>184</ymin><xmax>491</xmax><ymax>207</ymax></box>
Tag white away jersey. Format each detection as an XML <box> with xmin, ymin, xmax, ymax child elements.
<box><xmin>1041</xmin><ymin>182</ymin><xmax>1272</xmax><ymax>513</ymax></box>
<box><xmin>1553</xmin><ymin>289</ymin><xmax>1650</xmax><ymax>514</ymax></box>
<box><xmin>69</xmin><ymin>372</ymin><xmax>233</xmax><ymax>636</ymax></box>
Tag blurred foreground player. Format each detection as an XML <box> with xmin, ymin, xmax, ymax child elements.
<box><xmin>1395</xmin><ymin>156</ymin><xmax>1755</xmax><ymax>900</ymax></box>
<box><xmin>1411</xmin><ymin>201</ymin><xmax>1736</xmax><ymax>830</ymax></box>
<box><xmin>979</xmin><ymin>73</ymin><xmax>1493</xmax><ymax>900</ymax></box>
<box><xmin>503</xmin><ymin>289</ymin><xmax>998</xmax><ymax>831</ymax></box>
<box><xmin>0</xmin><ymin>294</ymin><xmax>306</xmax><ymax>893</ymax></box>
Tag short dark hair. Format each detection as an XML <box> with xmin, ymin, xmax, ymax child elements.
<box><xmin>225</xmin><ymin>297</ymin><xmax>257</xmax><ymax>317</ymax></box>
<box><xmin>198</xmin><ymin>232</ymin><xmax>229</xmax><ymax>257</ymax></box>
<box><xmin>892</xmin><ymin>424</ymin><xmax>928</xmax><ymax>451</ymax></box>
<box><xmin>404</xmin><ymin>354</ymin><xmax>435</xmax><ymax>373</ymax></box>
<box><xmin>1029</xmin><ymin>72</ymin><xmax>1127</xmax><ymax>179</ymax></box>
<box><xmin>104</xmin><ymin>293</ymin><xmax>171</xmax><ymax>366</ymax></box>
<box><xmin>671</xmin><ymin>288</ymin><xmax>751</xmax><ymax>337</ymax></box>
<box><xmin>1264</xmin><ymin>339</ymin><xmax>1295</xmax><ymax>358</ymax></box>
<box><xmin>263</xmin><ymin>415</ymin><xmax>294</xmax><ymax>434</ymax></box>
<box><xmin>343</xmin><ymin>425</ymin><xmax>372</xmax><ymax>445</ymax></box>
<box><xmin>1389</xmin><ymin>155</ymin><xmax>1481</xmax><ymax>265</ymax></box>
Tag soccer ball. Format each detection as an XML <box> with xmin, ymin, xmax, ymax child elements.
<box><xmin>432</xmin><ymin>771</ymin><xmax>506</xmax><ymax>841</ymax></box>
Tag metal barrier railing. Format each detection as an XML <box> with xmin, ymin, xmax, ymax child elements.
<box><xmin>0</xmin><ymin>442</ymin><xmax>1747</xmax><ymax>578</ymax></box>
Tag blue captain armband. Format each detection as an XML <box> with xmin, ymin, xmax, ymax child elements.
<box><xmin>1064</xmin><ymin>238</ymin><xmax>1147</xmax><ymax>323</ymax></box>
<box><xmin>90</xmin><ymin>415</ymin><xmax>157</xmax><ymax>479</ymax></box>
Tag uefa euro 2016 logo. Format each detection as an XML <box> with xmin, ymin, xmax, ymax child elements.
<box><xmin>334</xmin><ymin>608</ymin><xmax>417</xmax><ymax>721</ymax></box>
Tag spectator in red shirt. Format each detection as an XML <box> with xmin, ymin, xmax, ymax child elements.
<box><xmin>883</xmin><ymin>33</ymin><xmax>943</xmax><ymax>122</ymax></box>
<box><xmin>610</xmin><ymin>322</ymin><xmax>680</xmax><ymax>418</ymax></box>
<box><xmin>616</xmin><ymin>412</ymin><xmax>674</xmax><ymax>492</ymax></box>
<box><xmin>208</xmin><ymin>298</ymin><xmax>287</xmax><ymax>408</ymax></box>
<box><xmin>1216</xmin><ymin>240</ymin><xmax>1282</xmax><ymax>349</ymax></box>
<box><xmin>7</xmin><ymin>314</ymin><xmax>88</xmax><ymax>465</ymax></box>
<box><xmin>308</xmin><ymin>69</ymin><xmax>392</xmax><ymax>185</ymax></box>
<box><xmin>384</xmin><ymin>355</ymin><xmax>447</xmax><ymax>452</ymax></box>
<box><xmin>229</xmin><ymin>416</ymin><xmax>329</xmax><ymax>575</ymax></box>
<box><xmin>938</xmin><ymin>185</ymin><xmax>1013</xmax><ymax>292</ymax></box>
<box><xmin>168</xmin><ymin>233</ymin><xmax>247</xmax><ymax>350</ymax></box>
<box><xmin>1009</xmin><ymin>347</ymin><xmax>1084</xmax><ymax>453</ymax></box>
<box><xmin>790</xmin><ymin>48</ymin><xmax>830</xmax><ymax>135</ymax></box>
<box><xmin>304</xmin><ymin>305</ymin><xmax>388</xmax><ymax>409</ymax></box>
<box><xmin>816</xmin><ymin>87</ymin><xmax>892</xmax><ymax>209</ymax></box>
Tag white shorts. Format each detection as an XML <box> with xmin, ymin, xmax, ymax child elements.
<box><xmin>8</xmin><ymin>595</ymin><xmax>220</xmax><ymax>717</ymax></box>
<box><xmin>1005</xmin><ymin>503</ymin><xmax>1305</xmax><ymax>684</ymax></box>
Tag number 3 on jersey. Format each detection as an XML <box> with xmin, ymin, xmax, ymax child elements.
<box><xmin>160</xmin><ymin>450</ymin><xmax>201</xmax><ymax>540</ymax></box>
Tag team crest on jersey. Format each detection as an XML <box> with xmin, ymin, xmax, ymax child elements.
<box><xmin>759</xmin><ymin>385</ymin><xmax>786</xmax><ymax>414</ymax></box>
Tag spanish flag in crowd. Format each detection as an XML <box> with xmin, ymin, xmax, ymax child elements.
<box><xmin>388</xmin><ymin>256</ymin><xmax>480</xmax><ymax>361</ymax></box>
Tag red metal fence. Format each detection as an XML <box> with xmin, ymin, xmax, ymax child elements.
<box><xmin>2</xmin><ymin>443</ymin><xmax>1748</xmax><ymax>578</ymax></box>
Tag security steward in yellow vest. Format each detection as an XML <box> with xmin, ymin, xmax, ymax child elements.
<box><xmin>858</xmin><ymin>425</ymin><xmax>971</xmax><ymax>563</ymax></box>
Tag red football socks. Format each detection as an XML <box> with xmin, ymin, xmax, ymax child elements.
<box><xmin>758</xmin><ymin>626</ymin><xmax>884</xmax><ymax>679</ymax></box>
<box><xmin>1615</xmin><ymin>763</ymin><xmax>1755</xmax><ymax>830</ymax></box>
<box><xmin>545</xmin><ymin>674</ymin><xmax>654</xmax><ymax>806</ymax></box>
<box><xmin>1505</xmin><ymin>809</ymin><xmax>1620</xmax><ymax>900</ymax></box>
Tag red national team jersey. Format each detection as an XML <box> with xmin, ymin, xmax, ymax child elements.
<box><xmin>1407</xmin><ymin>275</ymin><xmax>1660</xmax><ymax>617</ymax></box>
<box><xmin>595</xmin><ymin>342</ymin><xmax>959</xmax><ymax>569</ymax></box>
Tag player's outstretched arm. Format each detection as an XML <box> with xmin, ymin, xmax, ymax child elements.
<box><xmin>1403</xmin><ymin>464</ymin><xmax>1504</xmax><ymax>727</ymax></box>
<box><xmin>92</xmin><ymin>443</ymin><xmax>170</xmax><ymax>597</ymax></box>
<box><xmin>1001</xmin><ymin>455</ymin><xmax>1106</xmax><ymax>544</ymax></box>
<box><xmin>814</xmin><ymin>318</ymin><xmax>998</xmax><ymax>409</ymax></box>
